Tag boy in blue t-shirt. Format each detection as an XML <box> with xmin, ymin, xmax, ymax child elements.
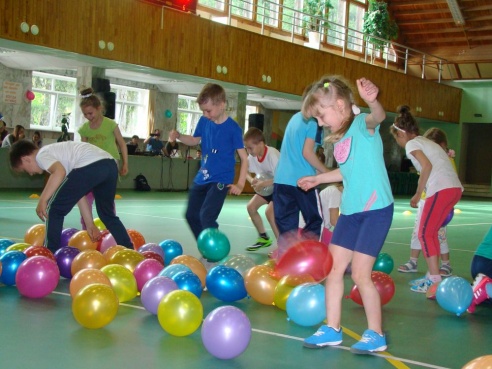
<box><xmin>170</xmin><ymin>83</ymin><xmax>248</xmax><ymax>240</ymax></box>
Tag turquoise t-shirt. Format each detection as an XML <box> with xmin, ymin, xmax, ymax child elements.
<box><xmin>336</xmin><ymin>114</ymin><xmax>393</xmax><ymax>215</ymax></box>
<box><xmin>274</xmin><ymin>112</ymin><xmax>318</xmax><ymax>186</ymax></box>
<box><xmin>475</xmin><ymin>226</ymin><xmax>492</xmax><ymax>260</ymax></box>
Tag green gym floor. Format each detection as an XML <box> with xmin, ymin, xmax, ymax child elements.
<box><xmin>1</xmin><ymin>190</ymin><xmax>491</xmax><ymax>369</ymax></box>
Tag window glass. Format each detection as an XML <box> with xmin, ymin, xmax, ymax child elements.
<box><xmin>198</xmin><ymin>0</ymin><xmax>225</xmax><ymax>11</ymax></box>
<box><xmin>327</xmin><ymin>0</ymin><xmax>346</xmax><ymax>47</ymax></box>
<box><xmin>111</xmin><ymin>85</ymin><xmax>149</xmax><ymax>138</ymax></box>
<box><xmin>347</xmin><ymin>2</ymin><xmax>365</xmax><ymax>52</ymax></box>
<box><xmin>257</xmin><ymin>0</ymin><xmax>280</xmax><ymax>27</ymax></box>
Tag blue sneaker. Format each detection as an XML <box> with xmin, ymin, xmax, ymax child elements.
<box><xmin>350</xmin><ymin>329</ymin><xmax>387</xmax><ymax>354</ymax></box>
<box><xmin>304</xmin><ymin>326</ymin><xmax>343</xmax><ymax>348</ymax></box>
<box><xmin>410</xmin><ymin>279</ymin><xmax>434</xmax><ymax>293</ymax></box>
<box><xmin>409</xmin><ymin>276</ymin><xmax>427</xmax><ymax>286</ymax></box>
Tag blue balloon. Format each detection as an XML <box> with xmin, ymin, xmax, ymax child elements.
<box><xmin>0</xmin><ymin>239</ymin><xmax>15</xmax><ymax>256</ymax></box>
<box><xmin>206</xmin><ymin>265</ymin><xmax>247</xmax><ymax>302</ymax></box>
<box><xmin>441</xmin><ymin>208</ymin><xmax>454</xmax><ymax>227</ymax></box>
<box><xmin>286</xmin><ymin>283</ymin><xmax>326</xmax><ymax>326</ymax></box>
<box><xmin>159</xmin><ymin>239</ymin><xmax>183</xmax><ymax>265</ymax></box>
<box><xmin>159</xmin><ymin>264</ymin><xmax>191</xmax><ymax>280</ymax></box>
<box><xmin>0</xmin><ymin>251</ymin><xmax>27</xmax><ymax>286</ymax></box>
<box><xmin>171</xmin><ymin>271</ymin><xmax>203</xmax><ymax>298</ymax></box>
<box><xmin>436</xmin><ymin>276</ymin><xmax>473</xmax><ymax>316</ymax></box>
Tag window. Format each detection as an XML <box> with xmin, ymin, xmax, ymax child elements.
<box><xmin>31</xmin><ymin>72</ymin><xmax>76</xmax><ymax>132</ymax></box>
<box><xmin>198</xmin><ymin>0</ymin><xmax>225</xmax><ymax>11</ymax></box>
<box><xmin>347</xmin><ymin>2</ymin><xmax>365</xmax><ymax>52</ymax></box>
<box><xmin>327</xmin><ymin>0</ymin><xmax>346</xmax><ymax>47</ymax></box>
<box><xmin>231</xmin><ymin>0</ymin><xmax>254</xmax><ymax>19</ymax></box>
<box><xmin>257</xmin><ymin>0</ymin><xmax>280</xmax><ymax>27</ymax></box>
<box><xmin>111</xmin><ymin>85</ymin><xmax>149</xmax><ymax>138</ymax></box>
<box><xmin>177</xmin><ymin>95</ymin><xmax>202</xmax><ymax>136</ymax></box>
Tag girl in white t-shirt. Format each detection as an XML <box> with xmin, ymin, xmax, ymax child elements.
<box><xmin>391</xmin><ymin>105</ymin><xmax>463</xmax><ymax>293</ymax></box>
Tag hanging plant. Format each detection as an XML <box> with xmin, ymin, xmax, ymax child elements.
<box><xmin>362</xmin><ymin>0</ymin><xmax>398</xmax><ymax>51</ymax></box>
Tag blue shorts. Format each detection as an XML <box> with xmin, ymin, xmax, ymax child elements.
<box><xmin>257</xmin><ymin>194</ymin><xmax>273</xmax><ymax>203</ymax></box>
<box><xmin>331</xmin><ymin>203</ymin><xmax>394</xmax><ymax>257</ymax></box>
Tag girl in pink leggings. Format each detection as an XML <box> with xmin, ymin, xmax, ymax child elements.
<box><xmin>391</xmin><ymin>105</ymin><xmax>463</xmax><ymax>293</ymax></box>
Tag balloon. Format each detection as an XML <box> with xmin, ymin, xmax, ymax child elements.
<box><xmin>172</xmin><ymin>271</ymin><xmax>203</xmax><ymax>298</ymax></box>
<box><xmin>70</xmin><ymin>249</ymin><xmax>107</xmax><ymax>275</ymax></box>
<box><xmin>24</xmin><ymin>224</ymin><xmax>46</xmax><ymax>246</ymax></box>
<box><xmin>157</xmin><ymin>290</ymin><xmax>203</xmax><ymax>336</ymax></box>
<box><xmin>70</xmin><ymin>268</ymin><xmax>112</xmax><ymax>298</ymax></box>
<box><xmin>109</xmin><ymin>249</ymin><xmax>145</xmax><ymax>272</ymax></box>
<box><xmin>26</xmin><ymin>90</ymin><xmax>35</xmax><ymax>101</ymax></box>
<box><xmin>24</xmin><ymin>246</ymin><xmax>56</xmax><ymax>262</ymax></box>
<box><xmin>436</xmin><ymin>276</ymin><xmax>473</xmax><ymax>316</ymax></box>
<box><xmin>141</xmin><ymin>276</ymin><xmax>178</xmax><ymax>315</ymax></box>
<box><xmin>60</xmin><ymin>228</ymin><xmax>78</xmax><ymax>248</ymax></box>
<box><xmin>68</xmin><ymin>230</ymin><xmax>98</xmax><ymax>251</ymax></box>
<box><xmin>254</xmin><ymin>173</ymin><xmax>274</xmax><ymax>197</ymax></box>
<box><xmin>286</xmin><ymin>283</ymin><xmax>326</xmax><ymax>326</ymax></box>
<box><xmin>0</xmin><ymin>251</ymin><xmax>27</xmax><ymax>285</ymax></box>
<box><xmin>372</xmin><ymin>253</ymin><xmax>394</xmax><ymax>274</ymax></box>
<box><xmin>202</xmin><ymin>306</ymin><xmax>252</xmax><ymax>359</ymax></box>
<box><xmin>101</xmin><ymin>264</ymin><xmax>138</xmax><ymax>302</ymax></box>
<box><xmin>223</xmin><ymin>254</ymin><xmax>256</xmax><ymax>276</ymax></box>
<box><xmin>54</xmin><ymin>246</ymin><xmax>80</xmax><ymax>279</ymax></box>
<box><xmin>141</xmin><ymin>251</ymin><xmax>165</xmax><ymax>266</ymax></box>
<box><xmin>274</xmin><ymin>274</ymin><xmax>315</xmax><ymax>310</ymax></box>
<box><xmin>103</xmin><ymin>245</ymin><xmax>127</xmax><ymax>261</ymax></box>
<box><xmin>159</xmin><ymin>263</ymin><xmax>192</xmax><ymax>279</ymax></box>
<box><xmin>16</xmin><ymin>256</ymin><xmax>60</xmax><ymax>298</ymax></box>
<box><xmin>0</xmin><ymin>239</ymin><xmax>15</xmax><ymax>256</ymax></box>
<box><xmin>133</xmin><ymin>259</ymin><xmax>164</xmax><ymax>291</ymax></box>
<box><xmin>206</xmin><ymin>265</ymin><xmax>247</xmax><ymax>302</ymax></box>
<box><xmin>347</xmin><ymin>271</ymin><xmax>395</xmax><ymax>306</ymax></box>
<box><xmin>262</xmin><ymin>259</ymin><xmax>277</xmax><ymax>269</ymax></box>
<box><xmin>7</xmin><ymin>243</ymin><xmax>32</xmax><ymax>252</ymax></box>
<box><xmin>171</xmin><ymin>255</ymin><xmax>207</xmax><ymax>287</ymax></box>
<box><xmin>0</xmin><ymin>261</ymin><xmax>2</xmax><ymax>276</ymax></box>
<box><xmin>244</xmin><ymin>265</ymin><xmax>277</xmax><ymax>305</ymax></box>
<box><xmin>441</xmin><ymin>208</ymin><xmax>454</xmax><ymax>227</ymax></box>
<box><xmin>197</xmin><ymin>228</ymin><xmax>230</xmax><ymax>262</ymax></box>
<box><xmin>273</xmin><ymin>240</ymin><xmax>333</xmax><ymax>282</ymax></box>
<box><xmin>165</xmin><ymin>109</ymin><xmax>173</xmax><ymax>118</ymax></box>
<box><xmin>138</xmin><ymin>243</ymin><xmax>164</xmax><ymax>258</ymax></box>
<box><xmin>159</xmin><ymin>239</ymin><xmax>183</xmax><ymax>265</ymax></box>
<box><xmin>100</xmin><ymin>233</ymin><xmax>117</xmax><ymax>254</ymax></box>
<box><xmin>93</xmin><ymin>218</ymin><xmax>106</xmax><ymax>231</ymax></box>
<box><xmin>462</xmin><ymin>355</ymin><xmax>492</xmax><ymax>369</ymax></box>
<box><xmin>72</xmin><ymin>284</ymin><xmax>119</xmax><ymax>329</ymax></box>
<box><xmin>127</xmin><ymin>229</ymin><xmax>146</xmax><ymax>250</ymax></box>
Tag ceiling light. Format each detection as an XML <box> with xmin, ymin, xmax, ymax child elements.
<box><xmin>446</xmin><ymin>0</ymin><xmax>465</xmax><ymax>26</ymax></box>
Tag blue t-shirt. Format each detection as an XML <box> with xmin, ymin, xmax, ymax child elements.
<box><xmin>274</xmin><ymin>112</ymin><xmax>318</xmax><ymax>186</ymax></box>
<box><xmin>146</xmin><ymin>137</ymin><xmax>163</xmax><ymax>154</ymax></box>
<box><xmin>193</xmin><ymin>116</ymin><xmax>243</xmax><ymax>185</ymax></box>
<box><xmin>335</xmin><ymin>114</ymin><xmax>393</xmax><ymax>215</ymax></box>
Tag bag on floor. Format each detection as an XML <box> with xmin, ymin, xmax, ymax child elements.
<box><xmin>134</xmin><ymin>174</ymin><xmax>151</xmax><ymax>191</ymax></box>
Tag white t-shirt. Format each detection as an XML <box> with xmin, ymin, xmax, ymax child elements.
<box><xmin>248</xmin><ymin>145</ymin><xmax>280</xmax><ymax>177</ymax></box>
<box><xmin>36</xmin><ymin>141</ymin><xmax>114</xmax><ymax>176</ymax></box>
<box><xmin>320</xmin><ymin>185</ymin><xmax>342</xmax><ymax>229</ymax></box>
<box><xmin>405</xmin><ymin>136</ymin><xmax>463</xmax><ymax>197</ymax></box>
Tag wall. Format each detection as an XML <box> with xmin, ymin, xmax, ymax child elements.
<box><xmin>0</xmin><ymin>63</ymin><xmax>32</xmax><ymax>128</ymax></box>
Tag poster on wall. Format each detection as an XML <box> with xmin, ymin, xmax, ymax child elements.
<box><xmin>3</xmin><ymin>81</ymin><xmax>22</xmax><ymax>104</ymax></box>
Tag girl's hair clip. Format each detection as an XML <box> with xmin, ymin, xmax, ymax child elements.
<box><xmin>80</xmin><ymin>93</ymin><xmax>93</xmax><ymax>98</ymax></box>
<box><xmin>352</xmin><ymin>104</ymin><xmax>361</xmax><ymax>115</ymax></box>
<box><xmin>392</xmin><ymin>123</ymin><xmax>406</xmax><ymax>133</ymax></box>
<box><xmin>323</xmin><ymin>82</ymin><xmax>330</xmax><ymax>89</ymax></box>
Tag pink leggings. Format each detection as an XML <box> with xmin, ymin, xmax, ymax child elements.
<box><xmin>419</xmin><ymin>187</ymin><xmax>462</xmax><ymax>258</ymax></box>
<box><xmin>80</xmin><ymin>191</ymin><xmax>116</xmax><ymax>230</ymax></box>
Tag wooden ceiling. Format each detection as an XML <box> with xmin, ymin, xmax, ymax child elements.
<box><xmin>387</xmin><ymin>0</ymin><xmax>492</xmax><ymax>80</ymax></box>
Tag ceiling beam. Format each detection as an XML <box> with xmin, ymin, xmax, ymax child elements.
<box><xmin>463</xmin><ymin>5</ymin><xmax>492</xmax><ymax>12</ymax></box>
<box><xmin>401</xmin><ymin>28</ymin><xmax>468</xmax><ymax>35</ymax></box>
<box><xmin>393</xmin><ymin>8</ymin><xmax>454</xmax><ymax>17</ymax></box>
<box><xmin>397</xmin><ymin>18</ymin><xmax>457</xmax><ymax>26</ymax></box>
<box><xmin>407</xmin><ymin>35</ymin><xmax>492</xmax><ymax>44</ymax></box>
<box><xmin>388</xmin><ymin>0</ymin><xmax>446</xmax><ymax>6</ymax></box>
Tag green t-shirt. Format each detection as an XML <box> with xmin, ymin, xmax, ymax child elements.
<box><xmin>78</xmin><ymin>117</ymin><xmax>120</xmax><ymax>160</ymax></box>
<box><xmin>475</xmin><ymin>226</ymin><xmax>492</xmax><ymax>260</ymax></box>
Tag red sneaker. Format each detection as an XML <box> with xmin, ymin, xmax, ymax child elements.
<box><xmin>467</xmin><ymin>274</ymin><xmax>492</xmax><ymax>313</ymax></box>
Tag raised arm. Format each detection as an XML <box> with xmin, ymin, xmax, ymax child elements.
<box><xmin>356</xmin><ymin>78</ymin><xmax>386</xmax><ymax>130</ymax></box>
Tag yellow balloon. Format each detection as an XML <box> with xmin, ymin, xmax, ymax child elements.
<box><xmin>101</xmin><ymin>264</ymin><xmax>138</xmax><ymax>302</ymax></box>
<box><xmin>71</xmin><ymin>249</ymin><xmax>107</xmax><ymax>276</ymax></box>
<box><xmin>244</xmin><ymin>265</ymin><xmax>278</xmax><ymax>305</ymax></box>
<box><xmin>157</xmin><ymin>290</ymin><xmax>203</xmax><ymax>336</ymax></box>
<box><xmin>273</xmin><ymin>274</ymin><xmax>315</xmax><ymax>310</ymax></box>
<box><xmin>72</xmin><ymin>283</ymin><xmax>119</xmax><ymax>329</ymax></box>
<box><xmin>462</xmin><ymin>355</ymin><xmax>492</xmax><ymax>369</ymax></box>
<box><xmin>109</xmin><ymin>249</ymin><xmax>144</xmax><ymax>273</ymax></box>
<box><xmin>6</xmin><ymin>243</ymin><xmax>31</xmax><ymax>252</ymax></box>
<box><xmin>171</xmin><ymin>255</ymin><xmax>207</xmax><ymax>288</ymax></box>
<box><xmin>93</xmin><ymin>218</ymin><xmax>107</xmax><ymax>231</ymax></box>
<box><xmin>262</xmin><ymin>259</ymin><xmax>277</xmax><ymax>269</ymax></box>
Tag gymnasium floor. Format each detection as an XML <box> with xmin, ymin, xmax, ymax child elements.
<box><xmin>0</xmin><ymin>190</ymin><xmax>491</xmax><ymax>369</ymax></box>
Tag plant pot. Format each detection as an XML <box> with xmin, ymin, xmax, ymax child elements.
<box><xmin>304</xmin><ymin>31</ymin><xmax>321</xmax><ymax>49</ymax></box>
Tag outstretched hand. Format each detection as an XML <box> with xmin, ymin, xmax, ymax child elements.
<box><xmin>297</xmin><ymin>176</ymin><xmax>319</xmax><ymax>191</ymax></box>
<box><xmin>86</xmin><ymin>224</ymin><xmax>102</xmax><ymax>243</ymax></box>
<box><xmin>356</xmin><ymin>78</ymin><xmax>379</xmax><ymax>104</ymax></box>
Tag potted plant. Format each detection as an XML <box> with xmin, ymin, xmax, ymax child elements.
<box><xmin>362</xmin><ymin>0</ymin><xmax>398</xmax><ymax>60</ymax></box>
<box><xmin>302</xmin><ymin>0</ymin><xmax>333</xmax><ymax>47</ymax></box>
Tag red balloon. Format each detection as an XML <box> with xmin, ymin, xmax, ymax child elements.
<box><xmin>273</xmin><ymin>240</ymin><xmax>333</xmax><ymax>282</ymax></box>
<box><xmin>347</xmin><ymin>271</ymin><xmax>395</xmax><ymax>306</ymax></box>
<box><xmin>24</xmin><ymin>246</ymin><xmax>56</xmax><ymax>262</ymax></box>
<box><xmin>141</xmin><ymin>251</ymin><xmax>165</xmax><ymax>266</ymax></box>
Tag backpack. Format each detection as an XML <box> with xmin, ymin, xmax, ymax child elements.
<box><xmin>134</xmin><ymin>174</ymin><xmax>151</xmax><ymax>191</ymax></box>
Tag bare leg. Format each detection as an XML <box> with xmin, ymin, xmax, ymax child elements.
<box><xmin>265</xmin><ymin>202</ymin><xmax>279</xmax><ymax>239</ymax></box>
<box><xmin>247</xmin><ymin>195</ymin><xmax>268</xmax><ymax>236</ymax></box>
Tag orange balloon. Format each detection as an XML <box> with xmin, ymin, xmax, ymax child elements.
<box><xmin>68</xmin><ymin>230</ymin><xmax>98</xmax><ymax>251</ymax></box>
<box><xmin>244</xmin><ymin>265</ymin><xmax>277</xmax><ymax>305</ymax></box>
<box><xmin>109</xmin><ymin>249</ymin><xmax>145</xmax><ymax>272</ymax></box>
<box><xmin>24</xmin><ymin>224</ymin><xmax>46</xmax><ymax>246</ymax></box>
<box><xmin>71</xmin><ymin>250</ymin><xmax>107</xmax><ymax>276</ymax></box>
<box><xmin>462</xmin><ymin>355</ymin><xmax>492</xmax><ymax>369</ymax></box>
<box><xmin>103</xmin><ymin>245</ymin><xmax>127</xmax><ymax>261</ymax></box>
<box><xmin>127</xmin><ymin>229</ymin><xmax>146</xmax><ymax>250</ymax></box>
<box><xmin>171</xmin><ymin>255</ymin><xmax>207</xmax><ymax>288</ymax></box>
<box><xmin>69</xmin><ymin>268</ymin><xmax>112</xmax><ymax>298</ymax></box>
<box><xmin>262</xmin><ymin>259</ymin><xmax>277</xmax><ymax>269</ymax></box>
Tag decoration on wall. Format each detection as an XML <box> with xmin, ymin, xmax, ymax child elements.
<box><xmin>165</xmin><ymin>109</ymin><xmax>173</xmax><ymax>118</ymax></box>
<box><xmin>2</xmin><ymin>81</ymin><xmax>22</xmax><ymax>104</ymax></box>
<box><xmin>25</xmin><ymin>90</ymin><xmax>36</xmax><ymax>101</ymax></box>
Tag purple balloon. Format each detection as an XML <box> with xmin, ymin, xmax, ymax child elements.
<box><xmin>201</xmin><ymin>306</ymin><xmax>252</xmax><ymax>360</ymax></box>
<box><xmin>138</xmin><ymin>243</ymin><xmax>164</xmax><ymax>258</ymax></box>
<box><xmin>54</xmin><ymin>246</ymin><xmax>80</xmax><ymax>279</ymax></box>
<box><xmin>441</xmin><ymin>208</ymin><xmax>454</xmax><ymax>228</ymax></box>
<box><xmin>16</xmin><ymin>256</ymin><xmax>60</xmax><ymax>298</ymax></box>
<box><xmin>60</xmin><ymin>228</ymin><xmax>78</xmax><ymax>248</ymax></box>
<box><xmin>140</xmin><ymin>276</ymin><xmax>178</xmax><ymax>314</ymax></box>
<box><xmin>133</xmin><ymin>259</ymin><xmax>165</xmax><ymax>291</ymax></box>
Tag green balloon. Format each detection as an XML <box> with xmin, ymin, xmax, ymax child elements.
<box><xmin>372</xmin><ymin>253</ymin><xmax>394</xmax><ymax>274</ymax></box>
<box><xmin>197</xmin><ymin>228</ymin><xmax>230</xmax><ymax>262</ymax></box>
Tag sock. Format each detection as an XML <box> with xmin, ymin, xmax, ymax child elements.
<box><xmin>429</xmin><ymin>274</ymin><xmax>442</xmax><ymax>283</ymax></box>
<box><xmin>441</xmin><ymin>260</ymin><xmax>450</xmax><ymax>266</ymax></box>
<box><xmin>410</xmin><ymin>257</ymin><xmax>418</xmax><ymax>264</ymax></box>
<box><xmin>259</xmin><ymin>233</ymin><xmax>268</xmax><ymax>239</ymax></box>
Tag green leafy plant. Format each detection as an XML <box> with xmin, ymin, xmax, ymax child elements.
<box><xmin>302</xmin><ymin>0</ymin><xmax>333</xmax><ymax>35</ymax></box>
<box><xmin>362</xmin><ymin>0</ymin><xmax>398</xmax><ymax>50</ymax></box>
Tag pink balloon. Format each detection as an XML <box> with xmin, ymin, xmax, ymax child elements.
<box><xmin>133</xmin><ymin>259</ymin><xmax>164</xmax><ymax>291</ymax></box>
<box><xmin>16</xmin><ymin>256</ymin><xmax>60</xmax><ymax>298</ymax></box>
<box><xmin>99</xmin><ymin>233</ymin><xmax>117</xmax><ymax>254</ymax></box>
<box><xmin>26</xmin><ymin>90</ymin><xmax>35</xmax><ymax>101</ymax></box>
